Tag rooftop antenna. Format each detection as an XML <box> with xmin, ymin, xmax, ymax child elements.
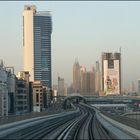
<box><xmin>119</xmin><ymin>46</ymin><xmax>122</xmax><ymax>54</ymax></box>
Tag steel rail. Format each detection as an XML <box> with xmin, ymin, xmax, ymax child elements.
<box><xmin>54</xmin><ymin>108</ymin><xmax>87</xmax><ymax>140</ymax></box>
<box><xmin>19</xmin><ymin>111</ymin><xmax>81</xmax><ymax>140</ymax></box>
<box><xmin>88</xmin><ymin>112</ymin><xmax>95</xmax><ymax>140</ymax></box>
<box><xmin>0</xmin><ymin>109</ymin><xmax>80</xmax><ymax>139</ymax></box>
<box><xmin>79</xmin><ymin>103</ymin><xmax>112</xmax><ymax>140</ymax></box>
<box><xmin>1</xmin><ymin>103</ymin><xmax>116</xmax><ymax>140</ymax></box>
<box><xmin>94</xmin><ymin>116</ymin><xmax>111</xmax><ymax>139</ymax></box>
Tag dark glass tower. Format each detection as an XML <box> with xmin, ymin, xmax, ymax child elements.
<box><xmin>23</xmin><ymin>5</ymin><xmax>52</xmax><ymax>88</ymax></box>
<box><xmin>34</xmin><ymin>12</ymin><xmax>52</xmax><ymax>88</ymax></box>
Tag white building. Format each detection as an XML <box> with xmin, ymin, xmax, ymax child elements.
<box><xmin>129</xmin><ymin>81</ymin><xmax>136</xmax><ymax>93</ymax></box>
<box><xmin>32</xmin><ymin>81</ymin><xmax>49</xmax><ymax>112</ymax></box>
<box><xmin>102</xmin><ymin>52</ymin><xmax>121</xmax><ymax>95</ymax></box>
<box><xmin>138</xmin><ymin>79</ymin><xmax>140</xmax><ymax>96</ymax></box>
<box><xmin>58</xmin><ymin>76</ymin><xmax>65</xmax><ymax>96</ymax></box>
<box><xmin>0</xmin><ymin>82</ymin><xmax>8</xmax><ymax>116</ymax></box>
<box><xmin>0</xmin><ymin>61</ymin><xmax>9</xmax><ymax>116</ymax></box>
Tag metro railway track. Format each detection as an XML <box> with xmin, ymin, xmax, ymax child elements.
<box><xmin>44</xmin><ymin>114</ymin><xmax>85</xmax><ymax>139</ymax></box>
<box><xmin>17</xmin><ymin>107</ymin><xmax>87</xmax><ymax>140</ymax></box>
<box><xmin>93</xmin><ymin>116</ymin><xmax>111</xmax><ymax>139</ymax></box>
<box><xmin>77</xmin><ymin>104</ymin><xmax>112</xmax><ymax>140</ymax></box>
<box><xmin>88</xmin><ymin>112</ymin><xmax>95</xmax><ymax>139</ymax></box>
<box><xmin>72</xmin><ymin>106</ymin><xmax>94</xmax><ymax>140</ymax></box>
<box><xmin>0</xmin><ymin>104</ymin><xmax>112</xmax><ymax>140</ymax></box>
<box><xmin>54</xmin><ymin>115</ymin><xmax>85</xmax><ymax>140</ymax></box>
<box><xmin>1</xmin><ymin>110</ymin><xmax>81</xmax><ymax>139</ymax></box>
<box><xmin>71</xmin><ymin>110</ymin><xmax>89</xmax><ymax>140</ymax></box>
<box><xmin>45</xmin><ymin>106</ymin><xmax>88</xmax><ymax>140</ymax></box>
<box><xmin>20</xmin><ymin>117</ymin><xmax>75</xmax><ymax>139</ymax></box>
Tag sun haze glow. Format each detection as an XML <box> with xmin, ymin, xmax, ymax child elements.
<box><xmin>0</xmin><ymin>1</ymin><xmax>140</xmax><ymax>90</ymax></box>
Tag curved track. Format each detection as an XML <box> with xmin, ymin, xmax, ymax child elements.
<box><xmin>0</xmin><ymin>104</ymin><xmax>112</xmax><ymax>140</ymax></box>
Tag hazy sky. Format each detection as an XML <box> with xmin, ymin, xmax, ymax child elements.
<box><xmin>0</xmin><ymin>1</ymin><xmax>140</xmax><ymax>90</ymax></box>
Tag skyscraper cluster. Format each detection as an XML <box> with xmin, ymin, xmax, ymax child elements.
<box><xmin>73</xmin><ymin>60</ymin><xmax>100</xmax><ymax>96</ymax></box>
<box><xmin>23</xmin><ymin>5</ymin><xmax>52</xmax><ymax>112</ymax></box>
<box><xmin>73</xmin><ymin>52</ymin><xmax>122</xmax><ymax>96</ymax></box>
<box><xmin>0</xmin><ymin>5</ymin><xmax>52</xmax><ymax>117</ymax></box>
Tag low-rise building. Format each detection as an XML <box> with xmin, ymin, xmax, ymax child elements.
<box><xmin>138</xmin><ymin>79</ymin><xmax>140</xmax><ymax>96</ymax></box>
<box><xmin>6</xmin><ymin>67</ymin><xmax>16</xmax><ymax>114</ymax></box>
<box><xmin>15</xmin><ymin>71</ymin><xmax>30</xmax><ymax>114</ymax></box>
<box><xmin>0</xmin><ymin>65</ymin><xmax>8</xmax><ymax>116</ymax></box>
<box><xmin>32</xmin><ymin>81</ymin><xmax>49</xmax><ymax>112</ymax></box>
<box><xmin>0</xmin><ymin>60</ymin><xmax>15</xmax><ymax>117</ymax></box>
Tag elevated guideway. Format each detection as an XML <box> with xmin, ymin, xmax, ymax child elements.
<box><xmin>0</xmin><ymin>102</ymin><xmax>140</xmax><ymax>139</ymax></box>
<box><xmin>93</xmin><ymin>106</ymin><xmax>140</xmax><ymax>139</ymax></box>
<box><xmin>85</xmin><ymin>95</ymin><xmax>140</xmax><ymax>104</ymax></box>
<box><xmin>96</xmin><ymin>111</ymin><xmax>140</xmax><ymax>139</ymax></box>
<box><xmin>122</xmin><ymin>112</ymin><xmax>140</xmax><ymax>119</ymax></box>
<box><xmin>92</xmin><ymin>103</ymin><xmax>127</xmax><ymax>109</ymax></box>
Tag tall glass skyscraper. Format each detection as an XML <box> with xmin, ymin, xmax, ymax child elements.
<box><xmin>95</xmin><ymin>61</ymin><xmax>100</xmax><ymax>94</ymax></box>
<box><xmin>73</xmin><ymin>61</ymin><xmax>81</xmax><ymax>93</ymax></box>
<box><xmin>23</xmin><ymin>5</ymin><xmax>52</xmax><ymax>88</ymax></box>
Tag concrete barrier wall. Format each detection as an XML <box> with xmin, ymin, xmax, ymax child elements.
<box><xmin>96</xmin><ymin>112</ymin><xmax>140</xmax><ymax>139</ymax></box>
<box><xmin>0</xmin><ymin>111</ymin><xmax>61</xmax><ymax>125</ymax></box>
<box><xmin>123</xmin><ymin>112</ymin><xmax>140</xmax><ymax>120</ymax></box>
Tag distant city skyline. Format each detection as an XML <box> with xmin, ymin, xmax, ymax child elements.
<box><xmin>0</xmin><ymin>1</ymin><xmax>140</xmax><ymax>89</ymax></box>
